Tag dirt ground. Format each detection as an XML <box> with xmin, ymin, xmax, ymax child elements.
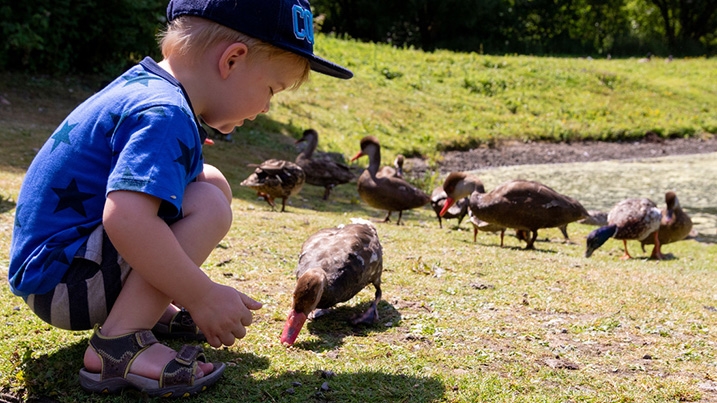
<box><xmin>405</xmin><ymin>133</ymin><xmax>717</xmax><ymax>176</ymax></box>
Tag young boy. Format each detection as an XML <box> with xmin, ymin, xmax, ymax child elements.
<box><xmin>8</xmin><ymin>0</ymin><xmax>352</xmax><ymax>397</ymax></box>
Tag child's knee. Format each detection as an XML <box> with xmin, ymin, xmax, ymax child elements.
<box><xmin>184</xmin><ymin>181</ymin><xmax>232</xmax><ymax>231</ymax></box>
<box><xmin>197</xmin><ymin>164</ymin><xmax>232</xmax><ymax>203</ymax></box>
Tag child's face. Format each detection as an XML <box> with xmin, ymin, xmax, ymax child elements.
<box><xmin>202</xmin><ymin>54</ymin><xmax>306</xmax><ymax>134</ymax></box>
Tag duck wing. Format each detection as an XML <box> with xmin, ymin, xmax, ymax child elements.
<box><xmin>241</xmin><ymin>159</ymin><xmax>305</xmax><ymax>198</ymax></box>
<box><xmin>608</xmin><ymin>198</ymin><xmax>661</xmax><ymax>240</ymax></box>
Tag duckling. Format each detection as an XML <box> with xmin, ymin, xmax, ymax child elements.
<box><xmin>295</xmin><ymin>129</ymin><xmax>355</xmax><ymax>200</ymax></box>
<box><xmin>280</xmin><ymin>219</ymin><xmax>383</xmax><ymax>346</ymax></box>
<box><xmin>640</xmin><ymin>191</ymin><xmax>693</xmax><ymax>258</ymax></box>
<box><xmin>585</xmin><ymin>198</ymin><xmax>662</xmax><ymax>259</ymax></box>
<box><xmin>379</xmin><ymin>154</ymin><xmax>405</xmax><ymax>178</ymax></box>
<box><xmin>351</xmin><ymin>136</ymin><xmax>430</xmax><ymax>225</ymax></box>
<box><xmin>441</xmin><ymin>173</ymin><xmax>588</xmax><ymax>249</ymax></box>
<box><xmin>240</xmin><ymin>159</ymin><xmax>305</xmax><ymax>212</ymax></box>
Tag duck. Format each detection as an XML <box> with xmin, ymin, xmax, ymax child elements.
<box><xmin>441</xmin><ymin>173</ymin><xmax>589</xmax><ymax>249</ymax></box>
<box><xmin>351</xmin><ymin>136</ymin><xmax>430</xmax><ymax>225</ymax></box>
<box><xmin>280</xmin><ymin>219</ymin><xmax>383</xmax><ymax>346</ymax></box>
<box><xmin>240</xmin><ymin>159</ymin><xmax>305</xmax><ymax>212</ymax></box>
<box><xmin>640</xmin><ymin>191</ymin><xmax>693</xmax><ymax>258</ymax></box>
<box><xmin>585</xmin><ymin>198</ymin><xmax>662</xmax><ymax>259</ymax></box>
<box><xmin>431</xmin><ymin>174</ymin><xmax>484</xmax><ymax>229</ymax></box>
<box><xmin>294</xmin><ymin>129</ymin><xmax>355</xmax><ymax>200</ymax></box>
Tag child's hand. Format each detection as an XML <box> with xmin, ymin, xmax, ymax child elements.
<box><xmin>188</xmin><ymin>283</ymin><xmax>263</xmax><ymax>348</ymax></box>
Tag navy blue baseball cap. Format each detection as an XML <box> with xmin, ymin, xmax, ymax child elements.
<box><xmin>167</xmin><ymin>0</ymin><xmax>353</xmax><ymax>79</ymax></box>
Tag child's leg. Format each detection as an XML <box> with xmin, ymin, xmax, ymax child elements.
<box><xmin>85</xmin><ymin>165</ymin><xmax>232</xmax><ymax>380</ymax></box>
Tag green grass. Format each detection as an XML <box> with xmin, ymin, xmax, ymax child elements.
<box><xmin>1</xmin><ymin>35</ymin><xmax>716</xmax><ymax>402</ymax></box>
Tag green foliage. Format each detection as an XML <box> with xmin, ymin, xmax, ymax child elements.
<box><xmin>0</xmin><ymin>0</ymin><xmax>165</xmax><ymax>75</ymax></box>
<box><xmin>312</xmin><ymin>0</ymin><xmax>716</xmax><ymax>56</ymax></box>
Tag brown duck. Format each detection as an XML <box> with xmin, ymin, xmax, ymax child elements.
<box><xmin>640</xmin><ymin>191</ymin><xmax>693</xmax><ymax>258</ymax></box>
<box><xmin>585</xmin><ymin>198</ymin><xmax>662</xmax><ymax>259</ymax></box>
<box><xmin>240</xmin><ymin>159</ymin><xmax>305</xmax><ymax>212</ymax></box>
<box><xmin>280</xmin><ymin>219</ymin><xmax>383</xmax><ymax>346</ymax></box>
<box><xmin>295</xmin><ymin>129</ymin><xmax>355</xmax><ymax>200</ymax></box>
<box><xmin>351</xmin><ymin>136</ymin><xmax>430</xmax><ymax>225</ymax></box>
<box><xmin>441</xmin><ymin>173</ymin><xmax>589</xmax><ymax>249</ymax></box>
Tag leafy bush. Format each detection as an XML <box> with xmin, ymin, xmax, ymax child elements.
<box><xmin>0</xmin><ymin>0</ymin><xmax>166</xmax><ymax>77</ymax></box>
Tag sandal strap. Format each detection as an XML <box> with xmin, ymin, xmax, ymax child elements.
<box><xmin>168</xmin><ymin>309</ymin><xmax>199</xmax><ymax>334</ymax></box>
<box><xmin>160</xmin><ymin>345</ymin><xmax>207</xmax><ymax>387</ymax></box>
<box><xmin>88</xmin><ymin>326</ymin><xmax>158</xmax><ymax>381</ymax></box>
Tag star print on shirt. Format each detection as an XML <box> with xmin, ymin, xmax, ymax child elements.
<box><xmin>123</xmin><ymin>70</ymin><xmax>164</xmax><ymax>87</ymax></box>
<box><xmin>137</xmin><ymin>106</ymin><xmax>166</xmax><ymax>123</ymax></box>
<box><xmin>115</xmin><ymin>167</ymin><xmax>151</xmax><ymax>191</ymax></box>
<box><xmin>52</xmin><ymin>179</ymin><xmax>96</xmax><ymax>217</ymax></box>
<box><xmin>42</xmin><ymin>246</ymin><xmax>70</xmax><ymax>270</ymax></box>
<box><xmin>174</xmin><ymin>139</ymin><xmax>196</xmax><ymax>176</ymax></box>
<box><xmin>50</xmin><ymin>121</ymin><xmax>77</xmax><ymax>151</ymax></box>
<box><xmin>13</xmin><ymin>203</ymin><xmax>23</xmax><ymax>229</ymax></box>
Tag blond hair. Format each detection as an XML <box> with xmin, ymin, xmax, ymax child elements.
<box><xmin>159</xmin><ymin>16</ymin><xmax>310</xmax><ymax>89</ymax></box>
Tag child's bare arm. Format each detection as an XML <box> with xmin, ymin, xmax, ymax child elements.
<box><xmin>103</xmin><ymin>189</ymin><xmax>261</xmax><ymax>347</ymax></box>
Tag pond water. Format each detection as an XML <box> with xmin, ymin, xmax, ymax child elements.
<box><xmin>470</xmin><ymin>152</ymin><xmax>717</xmax><ymax>243</ymax></box>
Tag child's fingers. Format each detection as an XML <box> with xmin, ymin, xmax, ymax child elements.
<box><xmin>239</xmin><ymin>292</ymin><xmax>263</xmax><ymax>310</ymax></box>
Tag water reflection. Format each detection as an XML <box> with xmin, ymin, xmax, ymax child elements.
<box><xmin>471</xmin><ymin>152</ymin><xmax>717</xmax><ymax>242</ymax></box>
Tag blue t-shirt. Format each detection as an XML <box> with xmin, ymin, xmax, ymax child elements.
<box><xmin>9</xmin><ymin>57</ymin><xmax>205</xmax><ymax>297</ymax></box>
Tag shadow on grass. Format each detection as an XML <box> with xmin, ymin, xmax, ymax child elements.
<box><xmin>15</xmin><ymin>327</ymin><xmax>444</xmax><ymax>403</ymax></box>
<box><xmin>218</xmin><ymin>369</ymin><xmax>445</xmax><ymax>403</ymax></box>
<box><xmin>0</xmin><ymin>195</ymin><xmax>15</xmax><ymax>214</ymax></box>
<box><xmin>291</xmin><ymin>301</ymin><xmax>400</xmax><ymax>352</ymax></box>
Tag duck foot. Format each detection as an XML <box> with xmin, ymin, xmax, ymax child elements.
<box><xmin>620</xmin><ymin>240</ymin><xmax>632</xmax><ymax>260</ymax></box>
<box><xmin>648</xmin><ymin>232</ymin><xmax>662</xmax><ymax>260</ymax></box>
<box><xmin>258</xmin><ymin>192</ymin><xmax>277</xmax><ymax>210</ymax></box>
<box><xmin>350</xmin><ymin>303</ymin><xmax>379</xmax><ymax>325</ymax></box>
<box><xmin>523</xmin><ymin>230</ymin><xmax>538</xmax><ymax>249</ymax></box>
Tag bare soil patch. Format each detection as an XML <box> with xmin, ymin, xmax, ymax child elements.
<box><xmin>406</xmin><ymin>134</ymin><xmax>717</xmax><ymax>175</ymax></box>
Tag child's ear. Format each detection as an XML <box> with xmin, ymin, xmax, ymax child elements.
<box><xmin>218</xmin><ymin>42</ymin><xmax>249</xmax><ymax>79</ymax></box>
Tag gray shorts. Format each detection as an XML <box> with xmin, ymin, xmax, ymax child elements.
<box><xmin>25</xmin><ymin>225</ymin><xmax>131</xmax><ymax>331</ymax></box>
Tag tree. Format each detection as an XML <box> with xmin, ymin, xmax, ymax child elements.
<box><xmin>648</xmin><ymin>0</ymin><xmax>717</xmax><ymax>52</ymax></box>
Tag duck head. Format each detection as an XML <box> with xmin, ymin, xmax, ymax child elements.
<box><xmin>351</xmin><ymin>136</ymin><xmax>380</xmax><ymax>164</ymax></box>
<box><xmin>662</xmin><ymin>191</ymin><xmax>678</xmax><ymax>224</ymax></box>
<box><xmin>585</xmin><ymin>224</ymin><xmax>618</xmax><ymax>257</ymax></box>
<box><xmin>280</xmin><ymin>268</ymin><xmax>327</xmax><ymax>346</ymax></box>
<box><xmin>439</xmin><ymin>172</ymin><xmax>484</xmax><ymax>217</ymax></box>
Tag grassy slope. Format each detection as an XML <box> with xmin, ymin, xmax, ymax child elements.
<box><xmin>265</xmin><ymin>36</ymin><xmax>717</xmax><ymax>161</ymax></box>
<box><xmin>1</xmin><ymin>36</ymin><xmax>716</xmax><ymax>402</ymax></box>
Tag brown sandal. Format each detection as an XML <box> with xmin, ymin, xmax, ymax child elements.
<box><xmin>78</xmin><ymin>326</ymin><xmax>225</xmax><ymax>397</ymax></box>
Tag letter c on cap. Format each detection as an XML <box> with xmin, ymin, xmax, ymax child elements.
<box><xmin>292</xmin><ymin>5</ymin><xmax>314</xmax><ymax>44</ymax></box>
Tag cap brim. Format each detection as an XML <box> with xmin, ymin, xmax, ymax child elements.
<box><xmin>308</xmin><ymin>55</ymin><xmax>353</xmax><ymax>79</ymax></box>
<box><xmin>308</xmin><ymin>55</ymin><xmax>354</xmax><ymax>80</ymax></box>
